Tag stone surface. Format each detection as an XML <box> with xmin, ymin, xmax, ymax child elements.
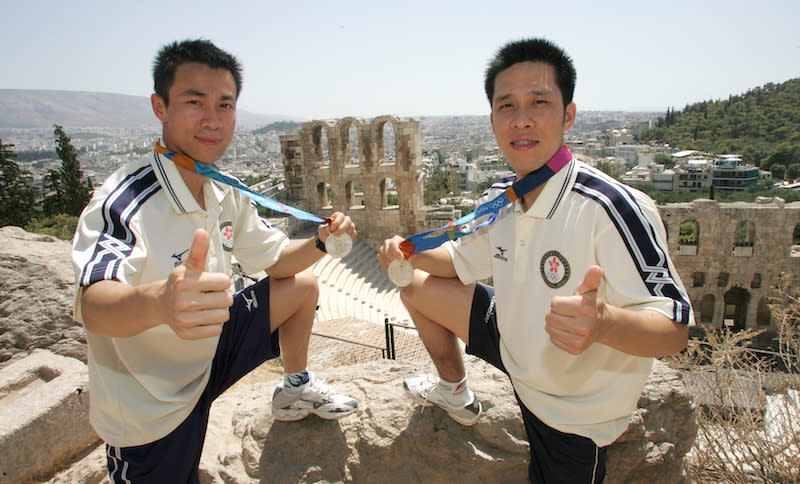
<box><xmin>0</xmin><ymin>226</ymin><xmax>85</xmax><ymax>368</ymax></box>
<box><xmin>0</xmin><ymin>349</ymin><xmax>96</xmax><ymax>484</ymax></box>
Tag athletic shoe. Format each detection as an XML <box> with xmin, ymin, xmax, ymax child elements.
<box><xmin>403</xmin><ymin>374</ymin><xmax>482</xmax><ymax>426</ymax></box>
<box><xmin>271</xmin><ymin>372</ymin><xmax>358</xmax><ymax>421</ymax></box>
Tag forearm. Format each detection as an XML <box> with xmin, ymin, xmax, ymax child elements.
<box><xmin>409</xmin><ymin>246</ymin><xmax>458</xmax><ymax>278</ymax></box>
<box><xmin>266</xmin><ymin>238</ymin><xmax>324</xmax><ymax>279</ymax></box>
<box><xmin>80</xmin><ymin>279</ymin><xmax>165</xmax><ymax>337</ymax></box>
<box><xmin>598</xmin><ymin>306</ymin><xmax>689</xmax><ymax>357</ymax></box>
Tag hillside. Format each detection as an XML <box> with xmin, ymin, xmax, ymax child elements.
<box><xmin>0</xmin><ymin>89</ymin><xmax>294</xmax><ymax>129</ymax></box>
<box><xmin>639</xmin><ymin>78</ymin><xmax>800</xmax><ymax>170</ymax></box>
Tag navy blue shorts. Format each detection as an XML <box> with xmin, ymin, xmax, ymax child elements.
<box><xmin>465</xmin><ymin>283</ymin><xmax>607</xmax><ymax>484</ymax></box>
<box><xmin>106</xmin><ymin>277</ymin><xmax>280</xmax><ymax>484</ymax></box>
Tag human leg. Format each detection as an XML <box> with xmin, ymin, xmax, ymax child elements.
<box><xmin>400</xmin><ymin>271</ymin><xmax>476</xmax><ymax>381</ymax></box>
<box><xmin>267</xmin><ymin>269</ymin><xmax>357</xmax><ymax>420</ymax></box>
<box><xmin>401</xmin><ymin>272</ymin><xmax>483</xmax><ymax>425</ymax></box>
<box><xmin>106</xmin><ymin>278</ymin><xmax>279</xmax><ymax>483</ymax></box>
<box><xmin>517</xmin><ymin>396</ymin><xmax>607</xmax><ymax>484</ymax></box>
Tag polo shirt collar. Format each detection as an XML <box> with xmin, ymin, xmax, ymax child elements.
<box><xmin>151</xmin><ymin>148</ymin><xmax>230</xmax><ymax>215</ymax></box>
<box><xmin>515</xmin><ymin>156</ymin><xmax>576</xmax><ymax>219</ymax></box>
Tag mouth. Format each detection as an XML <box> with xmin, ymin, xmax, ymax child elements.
<box><xmin>196</xmin><ymin>136</ymin><xmax>221</xmax><ymax>147</ymax></box>
<box><xmin>511</xmin><ymin>139</ymin><xmax>538</xmax><ymax>150</ymax></box>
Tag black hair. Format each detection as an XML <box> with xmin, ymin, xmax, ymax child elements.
<box><xmin>484</xmin><ymin>38</ymin><xmax>576</xmax><ymax>108</ymax></box>
<box><xmin>152</xmin><ymin>39</ymin><xmax>243</xmax><ymax>105</ymax></box>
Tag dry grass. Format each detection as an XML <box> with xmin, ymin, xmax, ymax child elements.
<box><xmin>667</xmin><ymin>274</ymin><xmax>800</xmax><ymax>483</ymax></box>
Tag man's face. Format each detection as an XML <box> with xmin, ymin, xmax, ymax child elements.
<box><xmin>151</xmin><ymin>62</ymin><xmax>237</xmax><ymax>165</ymax></box>
<box><xmin>490</xmin><ymin>61</ymin><xmax>575</xmax><ymax>176</ymax></box>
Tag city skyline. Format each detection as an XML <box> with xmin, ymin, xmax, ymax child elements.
<box><xmin>3</xmin><ymin>0</ymin><xmax>799</xmax><ymax>120</ymax></box>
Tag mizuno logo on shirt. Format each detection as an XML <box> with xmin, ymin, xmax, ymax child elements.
<box><xmin>243</xmin><ymin>290</ymin><xmax>258</xmax><ymax>312</ymax></box>
<box><xmin>172</xmin><ymin>249</ymin><xmax>189</xmax><ymax>266</ymax></box>
<box><xmin>494</xmin><ymin>246</ymin><xmax>509</xmax><ymax>262</ymax></box>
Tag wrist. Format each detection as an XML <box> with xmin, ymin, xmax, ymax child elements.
<box><xmin>314</xmin><ymin>231</ymin><xmax>327</xmax><ymax>253</ymax></box>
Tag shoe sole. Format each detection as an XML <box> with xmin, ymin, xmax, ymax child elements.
<box><xmin>273</xmin><ymin>406</ymin><xmax>357</xmax><ymax>422</ymax></box>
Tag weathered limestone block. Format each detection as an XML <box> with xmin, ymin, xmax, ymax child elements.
<box><xmin>0</xmin><ymin>349</ymin><xmax>97</xmax><ymax>484</ymax></box>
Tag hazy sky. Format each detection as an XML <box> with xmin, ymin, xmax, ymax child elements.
<box><xmin>4</xmin><ymin>0</ymin><xmax>799</xmax><ymax>120</ymax></box>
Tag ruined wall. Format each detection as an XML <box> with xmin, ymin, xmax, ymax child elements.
<box><xmin>660</xmin><ymin>197</ymin><xmax>800</xmax><ymax>333</ymax></box>
<box><xmin>281</xmin><ymin>115</ymin><xmax>448</xmax><ymax>248</ymax></box>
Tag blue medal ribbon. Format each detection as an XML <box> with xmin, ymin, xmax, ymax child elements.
<box><xmin>400</xmin><ymin>145</ymin><xmax>572</xmax><ymax>256</ymax></box>
<box><xmin>154</xmin><ymin>140</ymin><xmax>330</xmax><ymax>224</ymax></box>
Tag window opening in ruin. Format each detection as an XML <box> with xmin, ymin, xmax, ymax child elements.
<box><xmin>792</xmin><ymin>224</ymin><xmax>800</xmax><ymax>257</ymax></box>
<box><xmin>700</xmin><ymin>294</ymin><xmax>715</xmax><ymax>324</ymax></box>
<box><xmin>692</xmin><ymin>272</ymin><xmax>705</xmax><ymax>287</ymax></box>
<box><xmin>316</xmin><ymin>182</ymin><xmax>332</xmax><ymax>209</ymax></box>
<box><xmin>678</xmin><ymin>219</ymin><xmax>698</xmax><ymax>255</ymax></box>
<box><xmin>732</xmin><ymin>220</ymin><xmax>754</xmax><ymax>256</ymax></box>
<box><xmin>346</xmin><ymin>180</ymin><xmax>363</xmax><ymax>209</ymax></box>
<box><xmin>750</xmin><ymin>272</ymin><xmax>762</xmax><ymax>289</ymax></box>
<box><xmin>348</xmin><ymin>123</ymin><xmax>360</xmax><ymax>165</ymax></box>
<box><xmin>378</xmin><ymin>122</ymin><xmax>396</xmax><ymax>165</ymax></box>
<box><xmin>380</xmin><ymin>177</ymin><xmax>398</xmax><ymax>209</ymax></box>
<box><xmin>722</xmin><ymin>287</ymin><xmax>750</xmax><ymax>331</ymax></box>
<box><xmin>717</xmin><ymin>272</ymin><xmax>729</xmax><ymax>287</ymax></box>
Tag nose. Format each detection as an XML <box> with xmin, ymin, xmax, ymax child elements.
<box><xmin>201</xmin><ymin>105</ymin><xmax>221</xmax><ymax>129</ymax></box>
<box><xmin>511</xmin><ymin>109</ymin><xmax>533</xmax><ymax>129</ymax></box>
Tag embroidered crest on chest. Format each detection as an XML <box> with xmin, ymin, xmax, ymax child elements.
<box><xmin>220</xmin><ymin>221</ymin><xmax>234</xmax><ymax>252</ymax></box>
<box><xmin>540</xmin><ymin>250</ymin><xmax>570</xmax><ymax>288</ymax></box>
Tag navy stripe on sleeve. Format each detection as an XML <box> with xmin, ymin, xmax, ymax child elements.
<box><xmin>79</xmin><ymin>166</ymin><xmax>161</xmax><ymax>286</ymax></box>
<box><xmin>573</xmin><ymin>166</ymin><xmax>692</xmax><ymax>324</ymax></box>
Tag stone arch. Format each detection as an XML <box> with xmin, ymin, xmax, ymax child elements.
<box><xmin>371</xmin><ymin>115</ymin><xmax>400</xmax><ymax>167</ymax></box>
<box><xmin>756</xmin><ymin>296</ymin><xmax>771</xmax><ymax>326</ymax></box>
<box><xmin>308</xmin><ymin>121</ymin><xmax>334</xmax><ymax>166</ymax></box>
<box><xmin>722</xmin><ymin>286</ymin><xmax>750</xmax><ymax>331</ymax></box>
<box><xmin>700</xmin><ymin>294</ymin><xmax>715</xmax><ymax>323</ymax></box>
<box><xmin>678</xmin><ymin>219</ymin><xmax>698</xmax><ymax>255</ymax></box>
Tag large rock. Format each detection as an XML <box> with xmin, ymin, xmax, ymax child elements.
<box><xmin>44</xmin><ymin>358</ymin><xmax>695</xmax><ymax>484</ymax></box>
<box><xmin>0</xmin><ymin>227</ymin><xmax>85</xmax><ymax>368</ymax></box>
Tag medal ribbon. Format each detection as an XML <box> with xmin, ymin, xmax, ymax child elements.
<box><xmin>400</xmin><ymin>145</ymin><xmax>572</xmax><ymax>256</ymax></box>
<box><xmin>154</xmin><ymin>140</ymin><xmax>331</xmax><ymax>225</ymax></box>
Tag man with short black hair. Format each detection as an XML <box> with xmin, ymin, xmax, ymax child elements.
<box><xmin>378</xmin><ymin>37</ymin><xmax>693</xmax><ymax>482</ymax></box>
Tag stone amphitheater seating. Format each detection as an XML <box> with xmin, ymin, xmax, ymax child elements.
<box><xmin>312</xmin><ymin>238</ymin><xmax>412</xmax><ymax>326</ymax></box>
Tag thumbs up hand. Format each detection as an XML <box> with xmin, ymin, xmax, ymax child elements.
<box><xmin>162</xmin><ymin>229</ymin><xmax>233</xmax><ymax>339</ymax></box>
<box><xmin>544</xmin><ymin>265</ymin><xmax>609</xmax><ymax>355</ymax></box>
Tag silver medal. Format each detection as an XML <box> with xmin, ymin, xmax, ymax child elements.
<box><xmin>388</xmin><ymin>259</ymin><xmax>414</xmax><ymax>287</ymax></box>
<box><xmin>325</xmin><ymin>234</ymin><xmax>352</xmax><ymax>258</ymax></box>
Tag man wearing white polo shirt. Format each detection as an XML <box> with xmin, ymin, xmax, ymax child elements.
<box><xmin>378</xmin><ymin>38</ymin><xmax>692</xmax><ymax>483</ymax></box>
<box><xmin>72</xmin><ymin>39</ymin><xmax>358</xmax><ymax>483</ymax></box>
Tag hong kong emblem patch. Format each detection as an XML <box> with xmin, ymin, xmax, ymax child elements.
<box><xmin>220</xmin><ymin>221</ymin><xmax>234</xmax><ymax>251</ymax></box>
<box><xmin>540</xmin><ymin>250</ymin><xmax>570</xmax><ymax>288</ymax></box>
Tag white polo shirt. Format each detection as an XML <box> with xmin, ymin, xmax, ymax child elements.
<box><xmin>445</xmin><ymin>158</ymin><xmax>693</xmax><ymax>446</ymax></box>
<box><xmin>72</xmin><ymin>148</ymin><xmax>289</xmax><ymax>447</ymax></box>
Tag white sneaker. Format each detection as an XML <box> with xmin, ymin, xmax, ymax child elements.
<box><xmin>271</xmin><ymin>372</ymin><xmax>358</xmax><ymax>421</ymax></box>
<box><xmin>403</xmin><ymin>374</ymin><xmax>482</xmax><ymax>426</ymax></box>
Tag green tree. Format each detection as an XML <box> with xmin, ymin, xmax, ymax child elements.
<box><xmin>44</xmin><ymin>125</ymin><xmax>92</xmax><ymax>217</ymax></box>
<box><xmin>0</xmin><ymin>139</ymin><xmax>37</xmax><ymax>227</ymax></box>
<box><xmin>787</xmin><ymin>163</ymin><xmax>800</xmax><ymax>181</ymax></box>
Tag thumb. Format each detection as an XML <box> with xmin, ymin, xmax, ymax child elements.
<box><xmin>573</xmin><ymin>265</ymin><xmax>603</xmax><ymax>296</ymax></box>
<box><xmin>184</xmin><ymin>229</ymin><xmax>210</xmax><ymax>274</ymax></box>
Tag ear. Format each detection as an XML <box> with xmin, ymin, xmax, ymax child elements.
<box><xmin>563</xmin><ymin>102</ymin><xmax>577</xmax><ymax>132</ymax></box>
<box><xmin>489</xmin><ymin>111</ymin><xmax>496</xmax><ymax>135</ymax></box>
<box><xmin>151</xmin><ymin>94</ymin><xmax>168</xmax><ymax>122</ymax></box>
